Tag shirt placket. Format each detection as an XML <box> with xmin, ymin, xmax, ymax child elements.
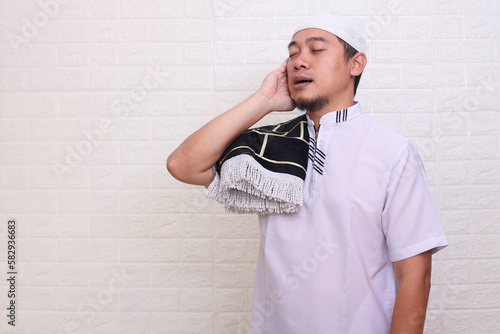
<box><xmin>305</xmin><ymin>120</ymin><xmax>330</xmax><ymax>203</ymax></box>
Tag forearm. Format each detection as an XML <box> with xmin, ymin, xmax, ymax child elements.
<box><xmin>167</xmin><ymin>91</ymin><xmax>273</xmax><ymax>186</ymax></box>
<box><xmin>390</xmin><ymin>251</ymin><xmax>432</xmax><ymax>334</ymax></box>
<box><xmin>390</xmin><ymin>280</ymin><xmax>430</xmax><ymax>333</ymax></box>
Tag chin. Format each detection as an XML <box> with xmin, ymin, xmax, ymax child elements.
<box><xmin>295</xmin><ymin>95</ymin><xmax>329</xmax><ymax>113</ymax></box>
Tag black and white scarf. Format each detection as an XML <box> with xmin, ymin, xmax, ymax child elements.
<box><xmin>206</xmin><ymin>114</ymin><xmax>309</xmax><ymax>215</ymax></box>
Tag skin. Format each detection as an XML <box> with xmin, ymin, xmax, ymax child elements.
<box><xmin>391</xmin><ymin>250</ymin><xmax>432</xmax><ymax>334</ymax></box>
<box><xmin>167</xmin><ymin>28</ymin><xmax>432</xmax><ymax>333</ymax></box>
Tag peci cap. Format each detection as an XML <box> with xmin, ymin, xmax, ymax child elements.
<box><xmin>293</xmin><ymin>11</ymin><xmax>367</xmax><ymax>54</ymax></box>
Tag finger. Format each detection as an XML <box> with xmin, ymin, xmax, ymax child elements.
<box><xmin>279</xmin><ymin>58</ymin><xmax>289</xmax><ymax>71</ymax></box>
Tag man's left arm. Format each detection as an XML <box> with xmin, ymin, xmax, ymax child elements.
<box><xmin>390</xmin><ymin>250</ymin><xmax>432</xmax><ymax>334</ymax></box>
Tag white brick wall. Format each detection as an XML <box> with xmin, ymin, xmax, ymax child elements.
<box><xmin>0</xmin><ymin>0</ymin><xmax>498</xmax><ymax>333</ymax></box>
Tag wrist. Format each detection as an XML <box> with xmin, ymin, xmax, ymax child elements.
<box><xmin>251</xmin><ymin>91</ymin><xmax>274</xmax><ymax>116</ymax></box>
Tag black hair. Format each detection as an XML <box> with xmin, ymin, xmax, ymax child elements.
<box><xmin>336</xmin><ymin>37</ymin><xmax>363</xmax><ymax>97</ymax></box>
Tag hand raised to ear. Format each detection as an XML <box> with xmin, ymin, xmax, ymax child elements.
<box><xmin>256</xmin><ymin>59</ymin><xmax>296</xmax><ymax>112</ymax></box>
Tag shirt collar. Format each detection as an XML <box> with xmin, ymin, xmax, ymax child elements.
<box><xmin>306</xmin><ymin>101</ymin><xmax>362</xmax><ymax>128</ymax></box>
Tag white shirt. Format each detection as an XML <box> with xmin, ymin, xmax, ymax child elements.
<box><xmin>249</xmin><ymin>102</ymin><xmax>448</xmax><ymax>334</ymax></box>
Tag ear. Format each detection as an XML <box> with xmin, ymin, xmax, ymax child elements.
<box><xmin>350</xmin><ymin>52</ymin><xmax>367</xmax><ymax>76</ymax></box>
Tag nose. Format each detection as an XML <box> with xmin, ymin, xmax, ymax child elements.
<box><xmin>293</xmin><ymin>52</ymin><xmax>310</xmax><ymax>70</ymax></box>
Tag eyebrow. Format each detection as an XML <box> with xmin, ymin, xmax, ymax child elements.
<box><xmin>288</xmin><ymin>36</ymin><xmax>329</xmax><ymax>49</ymax></box>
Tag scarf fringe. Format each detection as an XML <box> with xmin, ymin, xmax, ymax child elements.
<box><xmin>206</xmin><ymin>155</ymin><xmax>303</xmax><ymax>215</ymax></box>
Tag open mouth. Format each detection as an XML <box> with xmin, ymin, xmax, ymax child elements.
<box><xmin>294</xmin><ymin>77</ymin><xmax>313</xmax><ymax>89</ymax></box>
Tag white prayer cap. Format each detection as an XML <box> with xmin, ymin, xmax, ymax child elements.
<box><xmin>293</xmin><ymin>11</ymin><xmax>368</xmax><ymax>54</ymax></box>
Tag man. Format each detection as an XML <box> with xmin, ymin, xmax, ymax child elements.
<box><xmin>168</xmin><ymin>11</ymin><xmax>447</xmax><ymax>334</ymax></box>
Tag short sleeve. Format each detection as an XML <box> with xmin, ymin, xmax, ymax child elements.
<box><xmin>382</xmin><ymin>142</ymin><xmax>448</xmax><ymax>262</ymax></box>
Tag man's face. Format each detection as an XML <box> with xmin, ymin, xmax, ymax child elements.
<box><xmin>287</xmin><ymin>28</ymin><xmax>354</xmax><ymax>113</ymax></box>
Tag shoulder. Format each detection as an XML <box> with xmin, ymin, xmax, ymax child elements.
<box><xmin>352</xmin><ymin>113</ymin><xmax>414</xmax><ymax>159</ymax></box>
<box><xmin>360</xmin><ymin>113</ymin><xmax>407</xmax><ymax>142</ymax></box>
